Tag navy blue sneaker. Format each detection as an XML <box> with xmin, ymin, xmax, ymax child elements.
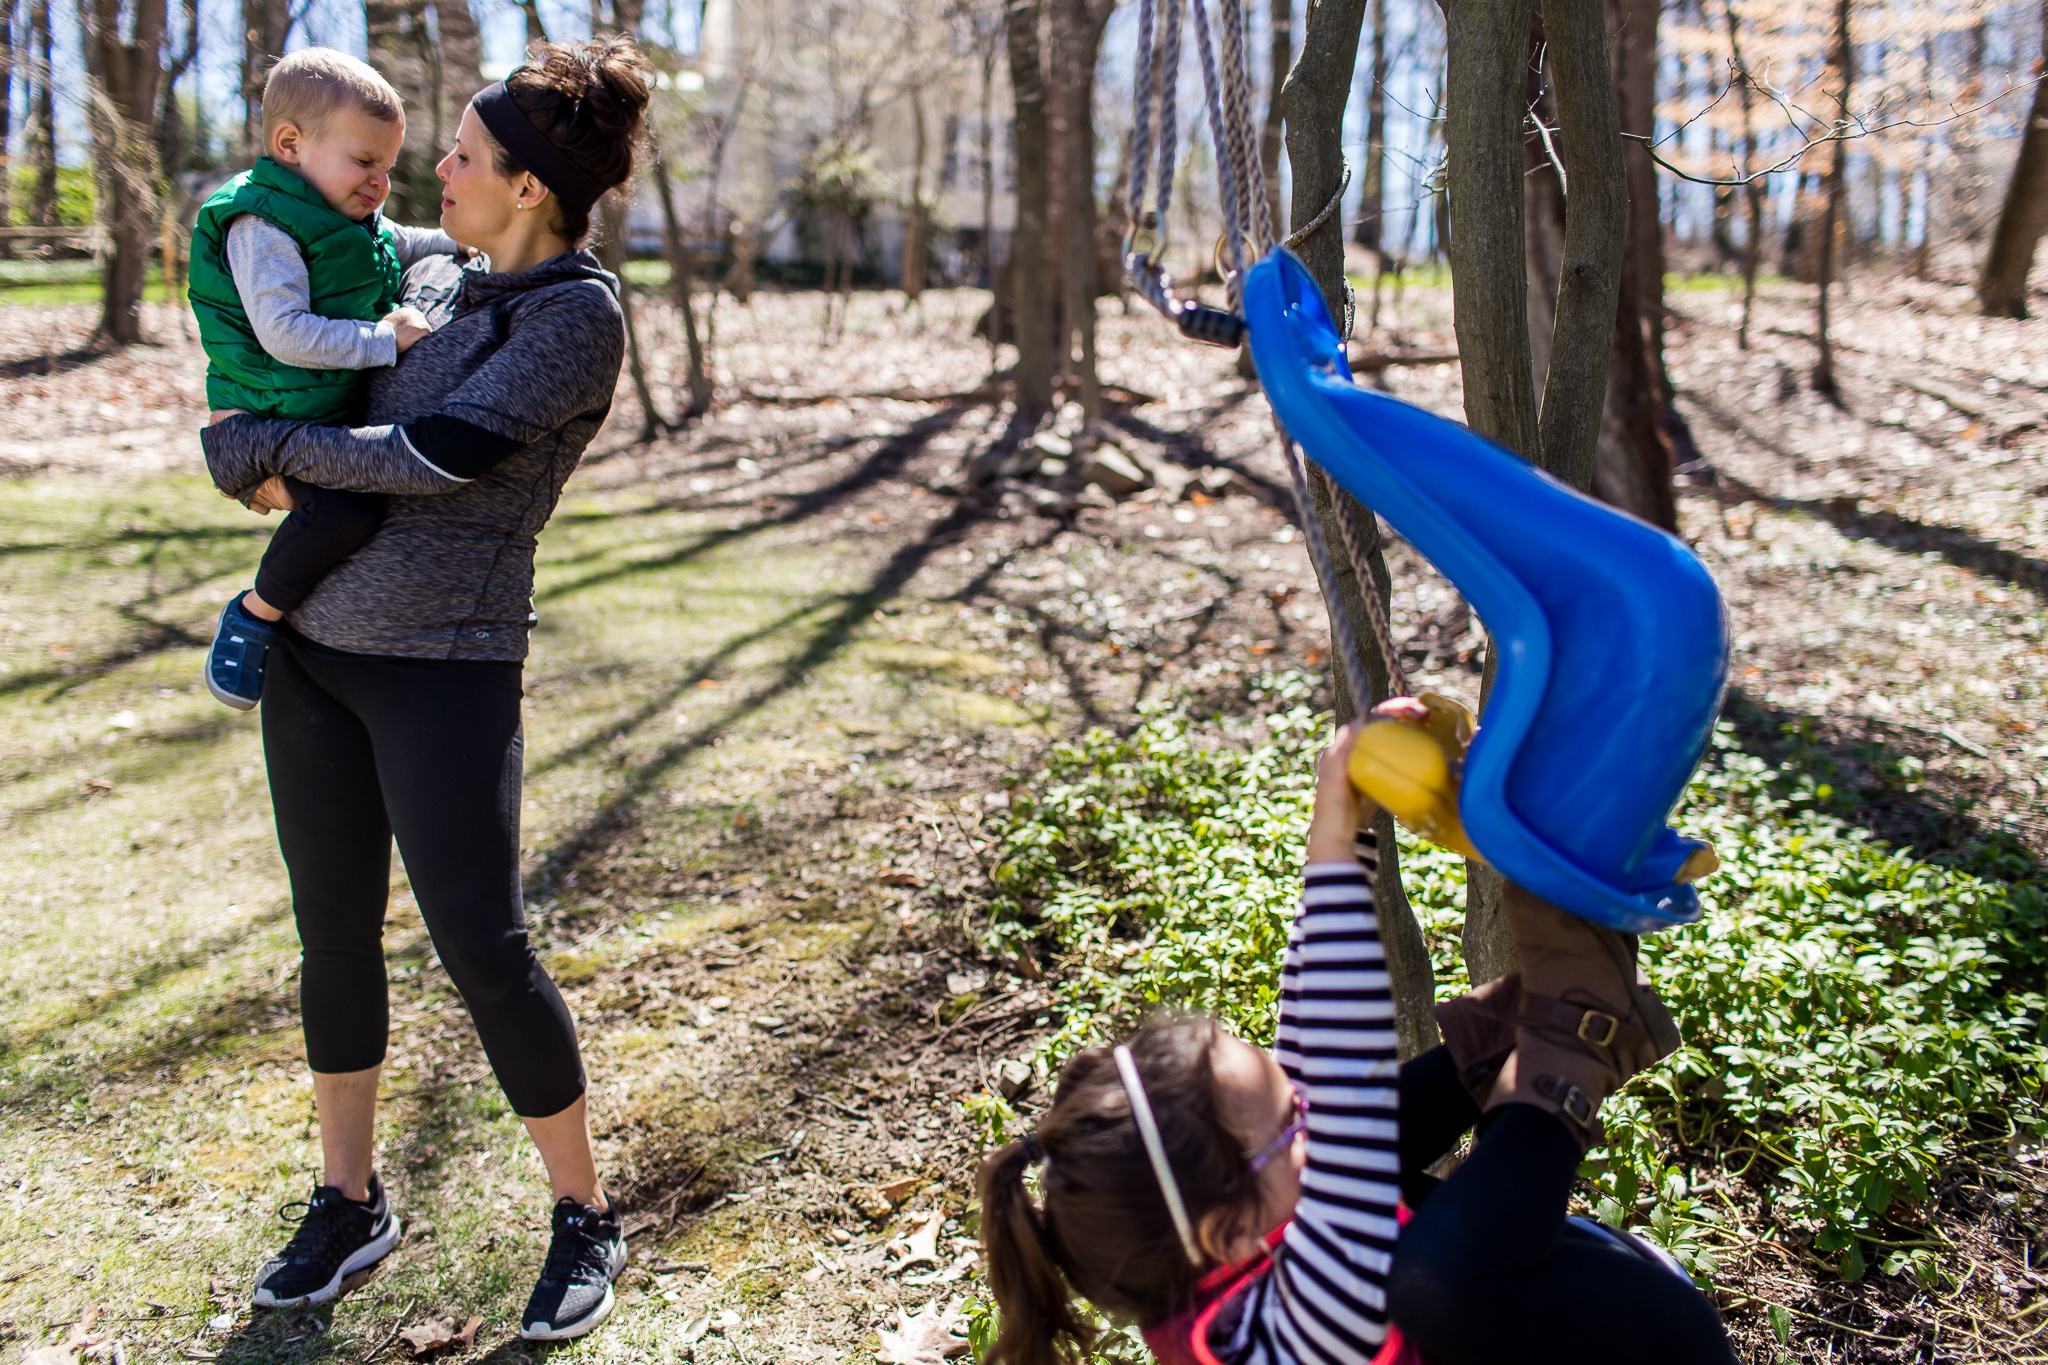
<box><xmin>252</xmin><ymin>1175</ymin><xmax>400</xmax><ymax>1309</ymax></box>
<box><xmin>205</xmin><ymin>595</ymin><xmax>280</xmax><ymax>711</ymax></box>
<box><xmin>520</xmin><ymin>1198</ymin><xmax>627</xmax><ymax>1340</ymax></box>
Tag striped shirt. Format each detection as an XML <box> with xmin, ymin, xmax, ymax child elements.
<box><xmin>1207</xmin><ymin>833</ymin><xmax>1405</xmax><ymax>1365</ymax></box>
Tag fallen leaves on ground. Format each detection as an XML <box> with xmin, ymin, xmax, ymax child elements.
<box><xmin>22</xmin><ymin>1306</ymin><xmax>114</xmax><ymax>1364</ymax></box>
<box><xmin>874</xmin><ymin>1296</ymin><xmax>968</xmax><ymax>1363</ymax></box>
<box><xmin>396</xmin><ymin>1315</ymin><xmax>482</xmax><ymax>1356</ymax></box>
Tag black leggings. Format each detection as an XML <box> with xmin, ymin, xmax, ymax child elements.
<box><xmin>261</xmin><ymin>631</ymin><xmax>585</xmax><ymax>1118</ymax></box>
<box><xmin>253</xmin><ymin>478</ymin><xmax>386</xmax><ymax>614</ymax></box>
<box><xmin>1389</xmin><ymin>1048</ymin><xmax>1737</xmax><ymax>1365</ymax></box>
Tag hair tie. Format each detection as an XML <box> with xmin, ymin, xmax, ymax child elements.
<box><xmin>1019</xmin><ymin>1133</ymin><xmax>1045</xmax><ymax>1165</ymax></box>
<box><xmin>1114</xmin><ymin>1044</ymin><xmax>1203</xmax><ymax>1266</ymax></box>
<box><xmin>472</xmin><ymin>76</ymin><xmax>610</xmax><ymax>216</ymax></box>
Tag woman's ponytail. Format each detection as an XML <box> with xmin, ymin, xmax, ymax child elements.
<box><xmin>977</xmin><ymin>1137</ymin><xmax>1096</xmax><ymax>1365</ymax></box>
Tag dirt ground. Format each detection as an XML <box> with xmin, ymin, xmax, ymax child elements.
<box><xmin>0</xmin><ymin>264</ymin><xmax>2044</xmax><ymax>1365</ymax></box>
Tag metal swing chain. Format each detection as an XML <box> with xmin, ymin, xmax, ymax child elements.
<box><xmin>1124</xmin><ymin>0</ymin><xmax>1398</xmax><ymax>718</ymax></box>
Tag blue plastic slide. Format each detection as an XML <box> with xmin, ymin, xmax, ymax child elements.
<box><xmin>1243</xmin><ymin>250</ymin><xmax>1728</xmax><ymax>932</ymax></box>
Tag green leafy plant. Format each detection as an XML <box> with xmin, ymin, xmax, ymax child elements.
<box><xmin>984</xmin><ymin>686</ymin><xmax>2048</xmax><ymax>1297</ymax></box>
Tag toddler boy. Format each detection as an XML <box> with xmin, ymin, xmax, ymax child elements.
<box><xmin>190</xmin><ymin>47</ymin><xmax>459</xmax><ymax>709</ymax></box>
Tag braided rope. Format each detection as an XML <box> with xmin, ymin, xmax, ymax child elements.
<box><xmin>1278</xmin><ymin>428</ymin><xmax>1374</xmax><ymax>718</ymax></box>
<box><xmin>1332</xmin><ymin>487</ymin><xmax>1408</xmax><ymax>698</ymax></box>
<box><xmin>1216</xmin><ymin>0</ymin><xmax>1271</xmax><ymax>256</ymax></box>
<box><xmin>1126</xmin><ymin>0</ymin><xmax>1157</xmax><ymax>230</ymax></box>
<box><xmin>1156</xmin><ymin>0</ymin><xmax>1184</xmax><ymax>231</ymax></box>
<box><xmin>1123</xmin><ymin>0</ymin><xmax>1390</xmax><ymax>722</ymax></box>
<box><xmin>1187</xmin><ymin>0</ymin><xmax>1245</xmax><ymax>307</ymax></box>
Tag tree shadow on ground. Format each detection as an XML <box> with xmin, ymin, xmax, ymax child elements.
<box><xmin>1687</xmin><ymin>391</ymin><xmax>2048</xmax><ymax>596</ymax></box>
<box><xmin>534</xmin><ymin>403</ymin><xmax>975</xmax><ymax>605</ymax></box>
<box><xmin>1722</xmin><ymin>686</ymin><xmax>2045</xmax><ymax>875</ymax></box>
<box><xmin>0</xmin><ymin>903</ymin><xmax>295</xmax><ymax>1111</ymax></box>
<box><xmin>523</xmin><ymin>493</ymin><xmax>987</xmax><ymax>898</ymax></box>
<box><xmin>0</xmin><ymin>345</ymin><xmax>114</xmax><ymax>381</ymax></box>
<box><xmin>1106</xmin><ymin>386</ymin><xmax>1291</xmax><ymax>510</ymax></box>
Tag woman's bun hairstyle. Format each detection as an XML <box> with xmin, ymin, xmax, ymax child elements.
<box><xmin>494</xmin><ymin>34</ymin><xmax>651</xmax><ymax>245</ymax></box>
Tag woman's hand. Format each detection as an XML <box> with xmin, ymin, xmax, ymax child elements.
<box><xmin>208</xmin><ymin>409</ymin><xmax>249</xmax><ymax>425</ymax></box>
<box><xmin>1305</xmin><ymin>698</ymin><xmax>1434</xmax><ymax>864</ymax></box>
<box><xmin>246</xmin><ymin>476</ymin><xmax>297</xmax><ymax>515</ymax></box>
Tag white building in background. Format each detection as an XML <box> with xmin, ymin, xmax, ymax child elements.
<box><xmin>634</xmin><ymin>0</ymin><xmax>1018</xmax><ymax>286</ymax></box>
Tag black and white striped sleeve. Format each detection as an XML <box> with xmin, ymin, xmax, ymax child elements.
<box><xmin>1243</xmin><ymin>830</ymin><xmax>1403</xmax><ymax>1363</ymax></box>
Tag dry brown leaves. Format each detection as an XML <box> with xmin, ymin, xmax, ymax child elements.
<box><xmin>394</xmin><ymin>1314</ymin><xmax>482</xmax><ymax>1356</ymax></box>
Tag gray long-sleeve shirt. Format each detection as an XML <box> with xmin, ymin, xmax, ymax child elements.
<box><xmin>200</xmin><ymin>250</ymin><xmax>625</xmax><ymax>661</ymax></box>
<box><xmin>223</xmin><ymin>215</ymin><xmax>459</xmax><ymax>371</ymax></box>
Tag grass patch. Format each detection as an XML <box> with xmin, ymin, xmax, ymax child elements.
<box><xmin>0</xmin><ymin>262</ymin><xmax>188</xmax><ymax>305</ymax></box>
<box><xmin>982</xmin><ymin>684</ymin><xmax>2048</xmax><ymax>1287</ymax></box>
<box><xmin>0</xmin><ymin>457</ymin><xmax>1034</xmax><ymax>1358</ymax></box>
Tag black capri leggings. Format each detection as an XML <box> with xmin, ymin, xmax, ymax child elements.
<box><xmin>1389</xmin><ymin>1048</ymin><xmax>1738</xmax><ymax>1365</ymax></box>
<box><xmin>261</xmin><ymin>630</ymin><xmax>585</xmax><ymax>1118</ymax></box>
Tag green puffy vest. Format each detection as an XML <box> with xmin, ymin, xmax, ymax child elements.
<box><xmin>188</xmin><ymin>158</ymin><xmax>403</xmax><ymax>422</ymax></box>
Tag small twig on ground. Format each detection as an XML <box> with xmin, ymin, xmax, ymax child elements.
<box><xmin>360</xmin><ymin>1297</ymin><xmax>417</xmax><ymax>1362</ymax></box>
<box><xmin>799</xmin><ymin>1087</ymin><xmax>868</xmax><ymax>1120</ymax></box>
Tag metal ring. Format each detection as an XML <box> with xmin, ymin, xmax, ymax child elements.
<box><xmin>1123</xmin><ymin>210</ymin><xmax>1167</xmax><ymax>264</ymax></box>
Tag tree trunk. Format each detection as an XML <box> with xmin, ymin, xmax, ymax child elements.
<box><xmin>1443</xmin><ymin>0</ymin><xmax>1541</xmax><ymax>461</ymax></box>
<box><xmin>1590</xmin><ymin>0</ymin><xmax>1673</xmax><ymax>527</ymax></box>
<box><xmin>597</xmin><ymin>191</ymin><xmax>664</xmax><ymax>440</ymax></box>
<box><xmin>240</xmin><ymin>0</ymin><xmax>290</xmax><ymax>155</ymax></box>
<box><xmin>1055</xmin><ymin>0</ymin><xmax>1109</xmax><ymax>422</ymax></box>
<box><xmin>154</xmin><ymin>0</ymin><xmax>199</xmax><ymax>181</ymax></box>
<box><xmin>30</xmin><ymin>0</ymin><xmax>56</xmax><ymax>227</ymax></box>
<box><xmin>653</xmin><ymin>155</ymin><xmax>713</xmax><ymax>420</ymax></box>
<box><xmin>1612</xmin><ymin>0</ymin><xmax>1667</xmax><ymax>405</ymax></box>
<box><xmin>1282</xmin><ymin>0</ymin><xmax>1439</xmax><ymax>1060</ymax></box>
<box><xmin>902</xmin><ymin>87</ymin><xmax>929</xmax><ymax>305</ymax></box>
<box><xmin>1811</xmin><ymin>0</ymin><xmax>1851</xmax><ymax>397</ymax></box>
<box><xmin>83</xmin><ymin>0</ymin><xmax>168</xmax><ymax>345</ymax></box>
<box><xmin>518</xmin><ymin>0</ymin><xmax>549</xmax><ymax>43</ymax></box>
<box><xmin>1977</xmin><ymin>0</ymin><xmax>2048</xmax><ymax>319</ymax></box>
<box><xmin>1523</xmin><ymin>25</ymin><xmax>1563</xmax><ymax>410</ymax></box>
<box><xmin>978</xmin><ymin>27</ymin><xmax>1001</xmax><ymax>363</ymax></box>
<box><xmin>1262</xmin><ymin>0</ymin><xmax>1290</xmax><ymax>235</ymax></box>
<box><xmin>1450</xmin><ymin>0</ymin><xmax>1545</xmax><ymax>987</ymax></box>
<box><xmin>1</xmin><ymin>0</ymin><xmax>15</xmax><ymax>257</ymax></box>
<box><xmin>1726</xmin><ymin>0</ymin><xmax>1762</xmax><ymax>348</ymax></box>
<box><xmin>1004</xmin><ymin>0</ymin><xmax>1056</xmax><ymax>417</ymax></box>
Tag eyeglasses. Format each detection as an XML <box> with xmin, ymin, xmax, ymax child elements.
<box><xmin>1243</xmin><ymin>1083</ymin><xmax>1308</xmax><ymax>1175</ymax></box>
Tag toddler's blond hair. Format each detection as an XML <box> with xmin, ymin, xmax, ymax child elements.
<box><xmin>261</xmin><ymin>47</ymin><xmax>403</xmax><ymax>144</ymax></box>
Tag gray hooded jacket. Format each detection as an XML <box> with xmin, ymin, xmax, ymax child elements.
<box><xmin>200</xmin><ymin>249</ymin><xmax>624</xmax><ymax>661</ymax></box>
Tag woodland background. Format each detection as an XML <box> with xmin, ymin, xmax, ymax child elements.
<box><xmin>2</xmin><ymin>0</ymin><xmax>2048</xmax><ymax>1362</ymax></box>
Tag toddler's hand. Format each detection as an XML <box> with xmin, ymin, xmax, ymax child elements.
<box><xmin>386</xmin><ymin>307</ymin><xmax>432</xmax><ymax>353</ymax></box>
<box><xmin>246</xmin><ymin>476</ymin><xmax>296</xmax><ymax>515</ymax></box>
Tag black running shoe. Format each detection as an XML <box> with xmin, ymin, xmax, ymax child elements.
<box><xmin>520</xmin><ymin>1198</ymin><xmax>627</xmax><ymax>1341</ymax></box>
<box><xmin>251</xmin><ymin>1176</ymin><xmax>400</xmax><ymax>1309</ymax></box>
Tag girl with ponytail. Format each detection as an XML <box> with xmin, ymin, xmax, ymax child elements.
<box><xmin>976</xmin><ymin>708</ymin><xmax>1739</xmax><ymax>1365</ymax></box>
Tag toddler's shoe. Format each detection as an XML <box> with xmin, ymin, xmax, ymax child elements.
<box><xmin>206</xmin><ymin>595</ymin><xmax>280</xmax><ymax>711</ymax></box>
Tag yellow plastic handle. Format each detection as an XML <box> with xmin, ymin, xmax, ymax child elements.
<box><xmin>1347</xmin><ymin>693</ymin><xmax>1482</xmax><ymax>861</ymax></box>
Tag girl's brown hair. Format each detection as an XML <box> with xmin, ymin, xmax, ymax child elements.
<box><xmin>977</xmin><ymin>1017</ymin><xmax>1269</xmax><ymax>1365</ymax></box>
<box><xmin>487</xmin><ymin>35</ymin><xmax>650</xmax><ymax>245</ymax></box>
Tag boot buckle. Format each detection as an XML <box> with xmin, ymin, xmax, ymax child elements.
<box><xmin>1559</xmin><ymin>1083</ymin><xmax>1595</xmax><ymax>1126</ymax></box>
<box><xmin>1576</xmin><ymin>1009</ymin><xmax>1620</xmax><ymax>1048</ymax></box>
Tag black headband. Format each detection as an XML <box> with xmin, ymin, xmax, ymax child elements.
<box><xmin>472</xmin><ymin>78</ymin><xmax>609</xmax><ymax>216</ymax></box>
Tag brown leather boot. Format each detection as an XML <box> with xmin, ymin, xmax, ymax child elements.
<box><xmin>1432</xmin><ymin>972</ymin><xmax>1520</xmax><ymax>1109</ymax></box>
<box><xmin>1484</xmin><ymin>883</ymin><xmax>1682</xmax><ymax>1148</ymax></box>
